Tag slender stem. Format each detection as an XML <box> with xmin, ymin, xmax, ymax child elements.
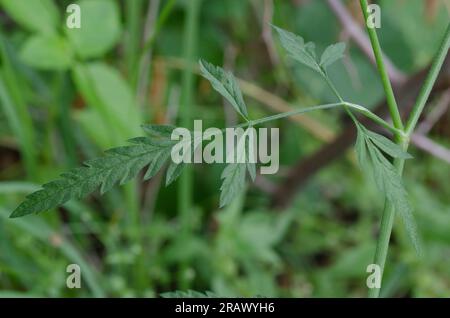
<box><xmin>322</xmin><ymin>72</ymin><xmax>361</xmax><ymax>124</ymax></box>
<box><xmin>136</xmin><ymin>0</ymin><xmax>160</xmax><ymax>110</ymax></box>
<box><xmin>405</xmin><ymin>23</ymin><xmax>450</xmax><ymax>136</ymax></box>
<box><xmin>323</xmin><ymin>73</ymin><xmax>344</xmax><ymax>103</ymax></box>
<box><xmin>244</xmin><ymin>103</ymin><xmax>344</xmax><ymax>126</ymax></box>
<box><xmin>359</xmin><ymin>0</ymin><xmax>404</xmax><ymax>134</ymax></box>
<box><xmin>359</xmin><ymin>0</ymin><xmax>407</xmax><ymax>299</ymax></box>
<box><xmin>0</xmin><ymin>35</ymin><xmax>37</xmax><ymax>180</ymax></box>
<box><xmin>368</xmin><ymin>147</ymin><xmax>407</xmax><ymax>298</ymax></box>
<box><xmin>179</xmin><ymin>103</ymin><xmax>399</xmax><ymax>148</ymax></box>
<box><xmin>234</xmin><ymin>102</ymin><xmax>399</xmax><ymax>135</ymax></box>
<box><xmin>345</xmin><ymin>103</ymin><xmax>404</xmax><ymax>136</ymax></box>
<box><xmin>178</xmin><ymin>0</ymin><xmax>201</xmax><ymax>289</ymax></box>
<box><xmin>322</xmin><ymin>73</ymin><xmax>401</xmax><ymax>135</ymax></box>
<box><xmin>140</xmin><ymin>0</ymin><xmax>176</xmax><ymax>54</ymax></box>
<box><xmin>359</xmin><ymin>3</ymin><xmax>450</xmax><ymax>298</ymax></box>
<box><xmin>125</xmin><ymin>0</ymin><xmax>144</xmax><ymax>79</ymax></box>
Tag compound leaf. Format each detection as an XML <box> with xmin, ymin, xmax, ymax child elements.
<box><xmin>10</xmin><ymin>133</ymin><xmax>176</xmax><ymax>218</ymax></box>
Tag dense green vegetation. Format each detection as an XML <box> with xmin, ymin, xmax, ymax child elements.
<box><xmin>0</xmin><ymin>0</ymin><xmax>449</xmax><ymax>297</ymax></box>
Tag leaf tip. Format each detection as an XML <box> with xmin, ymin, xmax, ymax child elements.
<box><xmin>9</xmin><ymin>206</ymin><xmax>26</xmax><ymax>219</ymax></box>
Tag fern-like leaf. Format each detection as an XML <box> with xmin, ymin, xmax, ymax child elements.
<box><xmin>10</xmin><ymin>126</ymin><xmax>177</xmax><ymax>218</ymax></box>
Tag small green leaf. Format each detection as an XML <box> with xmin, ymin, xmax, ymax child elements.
<box><xmin>20</xmin><ymin>35</ymin><xmax>73</xmax><ymax>70</ymax></box>
<box><xmin>364</xmin><ymin>129</ymin><xmax>413</xmax><ymax>159</ymax></box>
<box><xmin>65</xmin><ymin>0</ymin><xmax>121</xmax><ymax>59</ymax></box>
<box><xmin>355</xmin><ymin>123</ymin><xmax>421</xmax><ymax>254</ymax></box>
<box><xmin>272</xmin><ymin>25</ymin><xmax>321</xmax><ymax>73</ymax></box>
<box><xmin>219</xmin><ymin>163</ymin><xmax>247</xmax><ymax>208</ymax></box>
<box><xmin>0</xmin><ymin>0</ymin><xmax>59</xmax><ymax>34</ymax></box>
<box><xmin>199</xmin><ymin>59</ymin><xmax>249</xmax><ymax>120</ymax></box>
<box><xmin>320</xmin><ymin>42</ymin><xmax>346</xmax><ymax>69</ymax></box>
<box><xmin>367</xmin><ymin>144</ymin><xmax>421</xmax><ymax>254</ymax></box>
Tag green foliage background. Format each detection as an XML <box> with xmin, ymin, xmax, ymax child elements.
<box><xmin>0</xmin><ymin>0</ymin><xmax>449</xmax><ymax>297</ymax></box>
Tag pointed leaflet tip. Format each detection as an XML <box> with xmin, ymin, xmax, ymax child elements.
<box><xmin>320</xmin><ymin>42</ymin><xmax>346</xmax><ymax>69</ymax></box>
<box><xmin>199</xmin><ymin>59</ymin><xmax>249</xmax><ymax>120</ymax></box>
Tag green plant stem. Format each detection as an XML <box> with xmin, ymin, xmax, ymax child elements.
<box><xmin>140</xmin><ymin>0</ymin><xmax>176</xmax><ymax>54</ymax></box>
<box><xmin>359</xmin><ymin>0</ymin><xmax>406</xmax><ymax>299</ymax></box>
<box><xmin>242</xmin><ymin>102</ymin><xmax>400</xmax><ymax>135</ymax></box>
<box><xmin>323</xmin><ymin>73</ymin><xmax>344</xmax><ymax>103</ymax></box>
<box><xmin>173</xmin><ymin>102</ymin><xmax>399</xmax><ymax>153</ymax></box>
<box><xmin>359</xmin><ymin>7</ymin><xmax>450</xmax><ymax>297</ymax></box>
<box><xmin>359</xmin><ymin>0</ymin><xmax>404</xmax><ymax>135</ymax></box>
<box><xmin>322</xmin><ymin>73</ymin><xmax>401</xmax><ymax>135</ymax></box>
<box><xmin>0</xmin><ymin>40</ymin><xmax>37</xmax><ymax>180</ymax></box>
<box><xmin>178</xmin><ymin>0</ymin><xmax>202</xmax><ymax>289</ymax></box>
<box><xmin>405</xmin><ymin>24</ymin><xmax>450</xmax><ymax>135</ymax></box>
<box><xmin>368</xmin><ymin>147</ymin><xmax>407</xmax><ymax>298</ymax></box>
<box><xmin>179</xmin><ymin>0</ymin><xmax>201</xmax><ymax>227</ymax></box>
<box><xmin>133</xmin><ymin>0</ymin><xmax>176</xmax><ymax>90</ymax></box>
<box><xmin>125</xmin><ymin>0</ymin><xmax>144</xmax><ymax>78</ymax></box>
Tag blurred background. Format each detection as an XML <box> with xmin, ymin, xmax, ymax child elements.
<box><xmin>0</xmin><ymin>0</ymin><xmax>449</xmax><ymax>297</ymax></box>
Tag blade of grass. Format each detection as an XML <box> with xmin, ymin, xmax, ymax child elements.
<box><xmin>55</xmin><ymin>72</ymin><xmax>77</xmax><ymax>167</ymax></box>
<box><xmin>177</xmin><ymin>0</ymin><xmax>202</xmax><ymax>289</ymax></box>
<box><xmin>0</xmin><ymin>35</ymin><xmax>37</xmax><ymax>180</ymax></box>
<box><xmin>125</xmin><ymin>0</ymin><xmax>145</xmax><ymax>78</ymax></box>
